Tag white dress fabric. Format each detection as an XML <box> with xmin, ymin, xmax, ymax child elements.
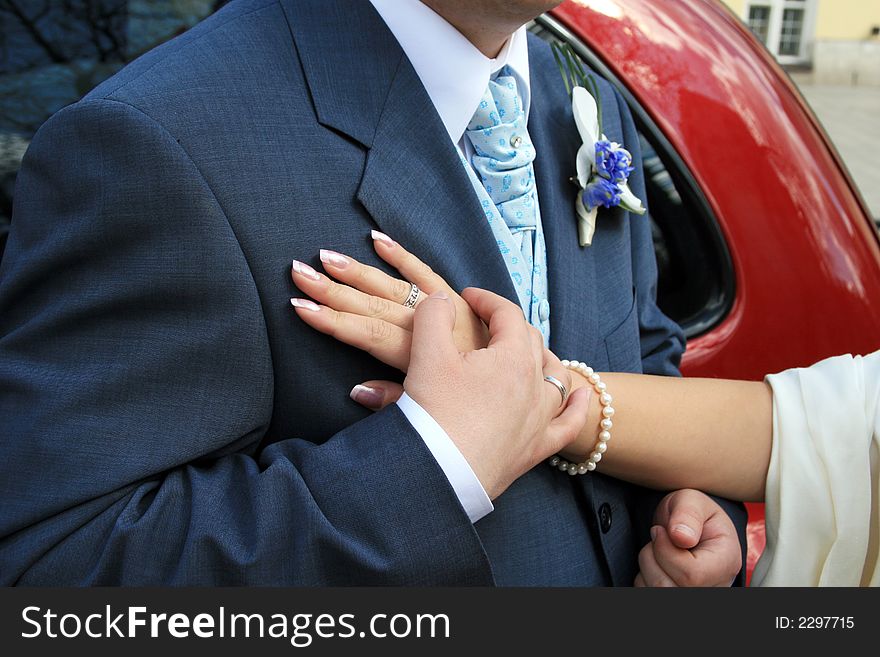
<box><xmin>752</xmin><ymin>352</ymin><xmax>880</xmax><ymax>586</ymax></box>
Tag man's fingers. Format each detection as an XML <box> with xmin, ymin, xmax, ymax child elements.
<box><xmin>655</xmin><ymin>489</ymin><xmax>709</xmax><ymax>549</ymax></box>
<box><xmin>460</xmin><ymin>287</ymin><xmax>528</xmax><ymax>349</ymax></box>
<box><xmin>371</xmin><ymin>231</ymin><xmax>452</xmax><ymax>296</ymax></box>
<box><xmin>650</xmin><ymin>523</ymin><xmax>739</xmax><ymax>587</ymax></box>
<box><xmin>543</xmin><ymin>350</ymin><xmax>573</xmax><ymax>400</ymax></box>
<box><xmin>291</xmin><ymin>299</ymin><xmax>410</xmax><ymax>371</ymax></box>
<box><xmin>528</xmin><ymin>325</ymin><xmax>545</xmax><ymax>371</ymax></box>
<box><xmin>349</xmin><ymin>380</ymin><xmax>404</xmax><ymax>411</ymax></box>
<box><xmin>540</xmin><ymin>355</ymin><xmax>573</xmax><ymax>416</ymax></box>
<box><xmin>409</xmin><ymin>292</ymin><xmax>459</xmax><ymax>371</ymax></box>
<box><xmin>651</xmin><ymin>525</ymin><xmax>697</xmax><ymax>585</ymax></box>
<box><xmin>652</xmin><ymin>492</ymin><xmax>742</xmax><ymax>586</ymax></box>
<box><xmin>545</xmin><ymin>386</ymin><xmax>591</xmax><ymax>455</ymax></box>
<box><xmin>637</xmin><ymin>536</ymin><xmax>678</xmax><ymax>587</ymax></box>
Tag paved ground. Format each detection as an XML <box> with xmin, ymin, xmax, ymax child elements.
<box><xmin>793</xmin><ymin>81</ymin><xmax>880</xmax><ymax>220</ymax></box>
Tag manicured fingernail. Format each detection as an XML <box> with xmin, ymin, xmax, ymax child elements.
<box><xmin>319</xmin><ymin>249</ymin><xmax>350</xmax><ymax>268</ymax></box>
<box><xmin>291</xmin><ymin>260</ymin><xmax>320</xmax><ymax>281</ymax></box>
<box><xmin>430</xmin><ymin>291</ymin><xmax>449</xmax><ymax>300</ymax></box>
<box><xmin>673</xmin><ymin>523</ymin><xmax>697</xmax><ymax>538</ymax></box>
<box><xmin>290</xmin><ymin>298</ymin><xmax>321</xmax><ymax>312</ymax></box>
<box><xmin>370</xmin><ymin>230</ymin><xmax>396</xmax><ymax>246</ymax></box>
<box><xmin>350</xmin><ymin>384</ymin><xmax>384</xmax><ymax>409</ymax></box>
<box><xmin>650</xmin><ymin>526</ymin><xmax>660</xmax><ymax>542</ymax></box>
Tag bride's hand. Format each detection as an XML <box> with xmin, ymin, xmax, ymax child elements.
<box><xmin>290</xmin><ymin>230</ymin><xmax>490</xmax><ymax>373</ymax></box>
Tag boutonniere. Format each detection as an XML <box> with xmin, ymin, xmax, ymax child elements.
<box><xmin>552</xmin><ymin>44</ymin><xmax>646</xmax><ymax>246</ymax></box>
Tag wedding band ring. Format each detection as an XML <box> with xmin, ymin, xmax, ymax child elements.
<box><xmin>402</xmin><ymin>282</ymin><xmax>421</xmax><ymax>309</ymax></box>
<box><xmin>543</xmin><ymin>375</ymin><xmax>568</xmax><ymax>405</ymax></box>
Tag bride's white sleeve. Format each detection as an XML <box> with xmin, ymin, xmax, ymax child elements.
<box><xmin>751</xmin><ymin>351</ymin><xmax>880</xmax><ymax>587</ymax></box>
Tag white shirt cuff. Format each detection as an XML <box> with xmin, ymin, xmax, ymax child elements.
<box><xmin>396</xmin><ymin>392</ymin><xmax>494</xmax><ymax>523</ymax></box>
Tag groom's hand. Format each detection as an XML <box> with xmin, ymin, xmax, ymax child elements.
<box><xmin>634</xmin><ymin>489</ymin><xmax>742</xmax><ymax>587</ymax></box>
<box><xmin>399</xmin><ymin>288</ymin><xmax>589</xmax><ymax>500</ymax></box>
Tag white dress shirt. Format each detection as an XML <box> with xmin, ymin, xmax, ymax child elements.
<box><xmin>369</xmin><ymin>0</ymin><xmax>534</xmax><ymax>524</ymax></box>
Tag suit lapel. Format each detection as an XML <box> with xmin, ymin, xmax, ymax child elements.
<box><xmin>283</xmin><ymin>0</ymin><xmax>518</xmax><ymax>304</ymax></box>
<box><xmin>284</xmin><ymin>4</ymin><xmax>616</xmax><ymax>343</ymax></box>
<box><xmin>527</xmin><ymin>35</ymin><xmax>601</xmax><ymax>362</ymax></box>
<box><xmin>356</xmin><ymin>64</ymin><xmax>519</xmax><ymax>303</ymax></box>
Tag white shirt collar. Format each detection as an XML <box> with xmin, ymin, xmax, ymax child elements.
<box><xmin>369</xmin><ymin>0</ymin><xmax>531</xmax><ymax>144</ymax></box>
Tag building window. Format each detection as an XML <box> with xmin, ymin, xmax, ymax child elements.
<box><xmin>747</xmin><ymin>6</ymin><xmax>771</xmax><ymax>44</ymax></box>
<box><xmin>744</xmin><ymin>0</ymin><xmax>815</xmax><ymax>64</ymax></box>
<box><xmin>778</xmin><ymin>7</ymin><xmax>806</xmax><ymax>56</ymax></box>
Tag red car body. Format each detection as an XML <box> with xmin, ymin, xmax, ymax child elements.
<box><xmin>549</xmin><ymin>0</ymin><xmax>880</xmax><ymax>580</ymax></box>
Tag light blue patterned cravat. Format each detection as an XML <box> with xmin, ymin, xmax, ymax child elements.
<box><xmin>461</xmin><ymin>66</ymin><xmax>551</xmax><ymax>344</ymax></box>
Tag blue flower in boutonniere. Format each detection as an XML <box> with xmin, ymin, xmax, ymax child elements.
<box><xmin>553</xmin><ymin>43</ymin><xmax>646</xmax><ymax>246</ymax></box>
<box><xmin>595</xmin><ymin>140</ymin><xmax>635</xmax><ymax>183</ymax></box>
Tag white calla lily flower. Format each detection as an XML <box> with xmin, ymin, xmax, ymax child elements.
<box><xmin>618</xmin><ymin>182</ymin><xmax>647</xmax><ymax>215</ymax></box>
<box><xmin>572</xmin><ymin>86</ymin><xmax>600</xmax><ymax>147</ymax></box>
<box><xmin>575</xmin><ymin>143</ymin><xmax>594</xmax><ymax>188</ymax></box>
<box><xmin>575</xmin><ymin>191</ymin><xmax>599</xmax><ymax>247</ymax></box>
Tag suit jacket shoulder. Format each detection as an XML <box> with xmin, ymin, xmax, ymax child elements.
<box><xmin>87</xmin><ymin>0</ymin><xmax>282</xmax><ymax>106</ymax></box>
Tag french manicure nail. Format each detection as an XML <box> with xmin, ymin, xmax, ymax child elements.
<box><xmin>430</xmin><ymin>291</ymin><xmax>449</xmax><ymax>300</ymax></box>
<box><xmin>319</xmin><ymin>249</ymin><xmax>350</xmax><ymax>268</ymax></box>
<box><xmin>291</xmin><ymin>260</ymin><xmax>320</xmax><ymax>281</ymax></box>
<box><xmin>350</xmin><ymin>384</ymin><xmax>384</xmax><ymax>409</ymax></box>
<box><xmin>290</xmin><ymin>298</ymin><xmax>321</xmax><ymax>312</ymax></box>
<box><xmin>370</xmin><ymin>230</ymin><xmax>396</xmax><ymax>246</ymax></box>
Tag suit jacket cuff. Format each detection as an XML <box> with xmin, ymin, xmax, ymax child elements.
<box><xmin>397</xmin><ymin>393</ymin><xmax>493</xmax><ymax>523</ymax></box>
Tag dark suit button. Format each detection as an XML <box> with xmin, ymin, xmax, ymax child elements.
<box><xmin>598</xmin><ymin>503</ymin><xmax>612</xmax><ymax>533</ymax></box>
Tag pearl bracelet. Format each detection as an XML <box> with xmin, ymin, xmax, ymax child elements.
<box><xmin>548</xmin><ymin>360</ymin><xmax>614</xmax><ymax>475</ymax></box>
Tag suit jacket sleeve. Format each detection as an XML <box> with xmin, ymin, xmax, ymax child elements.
<box><xmin>0</xmin><ymin>99</ymin><xmax>492</xmax><ymax>585</ymax></box>
<box><xmin>613</xmin><ymin>89</ymin><xmax>749</xmax><ymax>584</ymax></box>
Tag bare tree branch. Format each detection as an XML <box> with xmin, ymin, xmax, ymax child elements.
<box><xmin>0</xmin><ymin>0</ymin><xmax>68</xmax><ymax>63</ymax></box>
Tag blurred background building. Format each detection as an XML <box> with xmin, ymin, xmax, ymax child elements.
<box><xmin>722</xmin><ymin>0</ymin><xmax>880</xmax><ymax>85</ymax></box>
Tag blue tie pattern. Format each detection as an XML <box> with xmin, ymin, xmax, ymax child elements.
<box><xmin>462</xmin><ymin>67</ymin><xmax>551</xmax><ymax>344</ymax></box>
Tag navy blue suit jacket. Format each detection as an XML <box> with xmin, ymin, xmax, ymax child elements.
<box><xmin>0</xmin><ymin>0</ymin><xmax>745</xmax><ymax>585</ymax></box>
